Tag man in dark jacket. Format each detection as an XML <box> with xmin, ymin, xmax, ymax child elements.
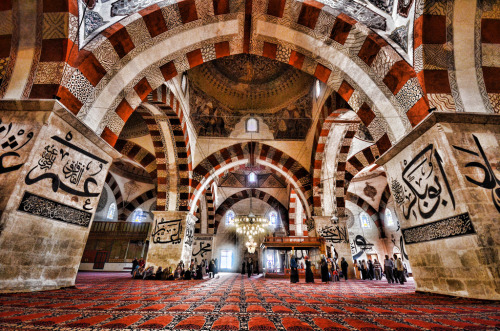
<box><xmin>131</xmin><ymin>257</ymin><xmax>138</xmax><ymax>275</ymax></box>
<box><xmin>341</xmin><ymin>257</ymin><xmax>348</xmax><ymax>281</ymax></box>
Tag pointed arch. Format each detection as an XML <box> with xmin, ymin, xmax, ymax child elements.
<box><xmin>113</xmin><ymin>139</ymin><xmax>157</xmax><ymax>181</ymax></box>
<box><xmin>190</xmin><ymin>142</ymin><xmax>312</xmax><ymax>218</ymax></box>
<box><xmin>346</xmin><ymin>191</ymin><xmax>385</xmax><ymax>238</ymax></box>
<box><xmin>214</xmin><ymin>189</ymin><xmax>289</xmax><ymax>235</ymax></box>
<box><xmin>105</xmin><ymin>172</ymin><xmax>124</xmax><ymax>215</ymax></box>
<box><xmin>119</xmin><ymin>189</ymin><xmax>156</xmax><ymax>221</ymax></box>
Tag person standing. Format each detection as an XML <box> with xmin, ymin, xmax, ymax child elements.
<box><xmin>360</xmin><ymin>260</ymin><xmax>367</xmax><ymax>280</ymax></box>
<box><xmin>367</xmin><ymin>259</ymin><xmax>374</xmax><ymax>280</ymax></box>
<box><xmin>305</xmin><ymin>256</ymin><xmax>314</xmax><ymax>283</ymax></box>
<box><xmin>214</xmin><ymin>258</ymin><xmax>219</xmax><ymax>276</ymax></box>
<box><xmin>384</xmin><ymin>255</ymin><xmax>394</xmax><ymax>283</ymax></box>
<box><xmin>373</xmin><ymin>259</ymin><xmax>382</xmax><ymax>280</ymax></box>
<box><xmin>131</xmin><ymin>257</ymin><xmax>139</xmax><ymax>275</ymax></box>
<box><xmin>208</xmin><ymin>259</ymin><xmax>215</xmax><ymax>278</ymax></box>
<box><xmin>320</xmin><ymin>257</ymin><xmax>329</xmax><ymax>283</ymax></box>
<box><xmin>247</xmin><ymin>258</ymin><xmax>253</xmax><ymax>278</ymax></box>
<box><xmin>341</xmin><ymin>257</ymin><xmax>348</xmax><ymax>281</ymax></box>
<box><xmin>392</xmin><ymin>255</ymin><xmax>399</xmax><ymax>284</ymax></box>
<box><xmin>353</xmin><ymin>260</ymin><xmax>361</xmax><ymax>279</ymax></box>
<box><xmin>290</xmin><ymin>255</ymin><xmax>299</xmax><ymax>283</ymax></box>
<box><xmin>241</xmin><ymin>261</ymin><xmax>246</xmax><ymax>275</ymax></box>
<box><xmin>396</xmin><ymin>257</ymin><xmax>405</xmax><ymax>284</ymax></box>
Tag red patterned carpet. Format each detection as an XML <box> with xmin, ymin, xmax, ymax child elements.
<box><xmin>0</xmin><ymin>272</ymin><xmax>498</xmax><ymax>330</ymax></box>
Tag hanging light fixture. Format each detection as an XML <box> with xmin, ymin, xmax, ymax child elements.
<box><xmin>233</xmin><ymin>193</ymin><xmax>270</xmax><ymax>252</ymax></box>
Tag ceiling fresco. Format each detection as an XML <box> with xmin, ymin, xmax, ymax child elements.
<box><xmin>189</xmin><ymin>54</ymin><xmax>314</xmax><ymax>140</ymax></box>
<box><xmin>78</xmin><ymin>0</ymin><xmax>415</xmax><ymax>62</ymax></box>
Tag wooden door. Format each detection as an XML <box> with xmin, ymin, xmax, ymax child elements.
<box><xmin>93</xmin><ymin>251</ymin><xmax>108</xmax><ymax>269</ymax></box>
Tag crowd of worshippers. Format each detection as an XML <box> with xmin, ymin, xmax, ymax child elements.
<box><xmin>289</xmin><ymin>255</ymin><xmax>350</xmax><ymax>284</ymax></box>
<box><xmin>130</xmin><ymin>258</ymin><xmax>219</xmax><ymax>280</ymax></box>
<box><xmin>352</xmin><ymin>254</ymin><xmax>409</xmax><ymax>284</ymax></box>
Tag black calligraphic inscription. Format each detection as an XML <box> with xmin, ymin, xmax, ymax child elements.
<box><xmin>0</xmin><ymin>119</ymin><xmax>34</xmax><ymax>174</ymax></box>
<box><xmin>184</xmin><ymin>225</ymin><xmax>194</xmax><ymax>247</ymax></box>
<box><xmin>25</xmin><ymin>131</ymin><xmax>108</xmax><ymax>198</ymax></box>
<box><xmin>192</xmin><ymin>242</ymin><xmax>212</xmax><ymax>257</ymax></box>
<box><xmin>319</xmin><ymin>225</ymin><xmax>349</xmax><ymax>243</ymax></box>
<box><xmin>17</xmin><ymin>191</ymin><xmax>92</xmax><ymax>227</ymax></box>
<box><xmin>354</xmin><ymin>235</ymin><xmax>374</xmax><ymax>251</ymax></box>
<box><xmin>152</xmin><ymin>218</ymin><xmax>183</xmax><ymax>244</ymax></box>
<box><xmin>453</xmin><ymin>135</ymin><xmax>500</xmax><ymax>213</ymax></box>
<box><xmin>401</xmin><ymin>144</ymin><xmax>455</xmax><ymax>220</ymax></box>
<box><xmin>402</xmin><ymin>213</ymin><xmax>475</xmax><ymax>244</ymax></box>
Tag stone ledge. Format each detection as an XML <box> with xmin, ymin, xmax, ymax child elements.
<box><xmin>376</xmin><ymin>112</ymin><xmax>500</xmax><ymax>166</ymax></box>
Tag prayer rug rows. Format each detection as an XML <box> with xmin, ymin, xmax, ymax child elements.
<box><xmin>0</xmin><ymin>272</ymin><xmax>498</xmax><ymax>330</ymax></box>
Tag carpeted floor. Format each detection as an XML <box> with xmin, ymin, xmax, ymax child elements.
<box><xmin>0</xmin><ymin>272</ymin><xmax>498</xmax><ymax>330</ymax></box>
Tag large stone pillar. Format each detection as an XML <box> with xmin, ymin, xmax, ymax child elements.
<box><xmin>147</xmin><ymin>211</ymin><xmax>197</xmax><ymax>269</ymax></box>
<box><xmin>0</xmin><ymin>101</ymin><xmax>118</xmax><ymax>292</ymax></box>
<box><xmin>312</xmin><ymin>216</ymin><xmax>355</xmax><ymax>279</ymax></box>
<box><xmin>377</xmin><ymin>112</ymin><xmax>499</xmax><ymax>300</ymax></box>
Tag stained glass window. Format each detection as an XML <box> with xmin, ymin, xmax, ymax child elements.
<box><xmin>269</xmin><ymin>211</ymin><xmax>278</xmax><ymax>227</ymax></box>
<box><xmin>248</xmin><ymin>172</ymin><xmax>257</xmax><ymax>183</ymax></box>
<box><xmin>226</xmin><ymin>210</ymin><xmax>235</xmax><ymax>225</ymax></box>
<box><xmin>246</xmin><ymin>118</ymin><xmax>258</xmax><ymax>132</ymax></box>
<box><xmin>132</xmin><ymin>208</ymin><xmax>145</xmax><ymax>223</ymax></box>
<box><xmin>385</xmin><ymin>208</ymin><xmax>395</xmax><ymax>226</ymax></box>
<box><xmin>107</xmin><ymin>203</ymin><xmax>116</xmax><ymax>220</ymax></box>
<box><xmin>360</xmin><ymin>212</ymin><xmax>371</xmax><ymax>228</ymax></box>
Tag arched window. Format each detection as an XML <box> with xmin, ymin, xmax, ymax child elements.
<box><xmin>269</xmin><ymin>211</ymin><xmax>278</xmax><ymax>227</ymax></box>
<box><xmin>315</xmin><ymin>79</ymin><xmax>321</xmax><ymax>98</ymax></box>
<box><xmin>360</xmin><ymin>212</ymin><xmax>371</xmax><ymax>229</ymax></box>
<box><xmin>132</xmin><ymin>208</ymin><xmax>144</xmax><ymax>223</ymax></box>
<box><xmin>181</xmin><ymin>73</ymin><xmax>188</xmax><ymax>94</ymax></box>
<box><xmin>385</xmin><ymin>208</ymin><xmax>395</xmax><ymax>226</ymax></box>
<box><xmin>248</xmin><ymin>172</ymin><xmax>257</xmax><ymax>183</ymax></box>
<box><xmin>107</xmin><ymin>203</ymin><xmax>116</xmax><ymax>220</ymax></box>
<box><xmin>226</xmin><ymin>210</ymin><xmax>235</xmax><ymax>225</ymax></box>
<box><xmin>246</xmin><ymin>118</ymin><xmax>258</xmax><ymax>132</ymax></box>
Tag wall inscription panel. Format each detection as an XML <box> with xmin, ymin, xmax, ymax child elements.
<box><xmin>402</xmin><ymin>212</ymin><xmax>475</xmax><ymax>244</ymax></box>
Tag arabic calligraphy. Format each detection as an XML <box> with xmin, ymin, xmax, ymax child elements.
<box><xmin>453</xmin><ymin>135</ymin><xmax>500</xmax><ymax>213</ymax></box>
<box><xmin>305</xmin><ymin>218</ymin><xmax>315</xmax><ymax>232</ymax></box>
<box><xmin>351</xmin><ymin>235</ymin><xmax>374</xmax><ymax>260</ymax></box>
<box><xmin>152</xmin><ymin>218</ymin><xmax>182</xmax><ymax>244</ymax></box>
<box><xmin>400</xmin><ymin>144</ymin><xmax>455</xmax><ymax>221</ymax></box>
<box><xmin>192</xmin><ymin>241</ymin><xmax>212</xmax><ymax>257</ymax></box>
<box><xmin>25</xmin><ymin>131</ymin><xmax>107</xmax><ymax>202</ymax></box>
<box><xmin>0</xmin><ymin>119</ymin><xmax>34</xmax><ymax>174</ymax></box>
<box><xmin>17</xmin><ymin>191</ymin><xmax>92</xmax><ymax>227</ymax></box>
<box><xmin>402</xmin><ymin>213</ymin><xmax>475</xmax><ymax>244</ymax></box>
<box><xmin>319</xmin><ymin>225</ymin><xmax>349</xmax><ymax>243</ymax></box>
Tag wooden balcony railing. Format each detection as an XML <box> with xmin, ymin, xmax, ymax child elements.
<box><xmin>90</xmin><ymin>221</ymin><xmax>150</xmax><ymax>235</ymax></box>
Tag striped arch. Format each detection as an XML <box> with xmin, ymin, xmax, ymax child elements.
<box><xmin>120</xmin><ymin>189</ymin><xmax>156</xmax><ymax>221</ymax></box>
<box><xmin>150</xmin><ymin>85</ymin><xmax>193</xmax><ymax>184</ymax></box>
<box><xmin>313</xmin><ymin>109</ymin><xmax>359</xmax><ymax>216</ymax></box>
<box><xmin>113</xmin><ymin>139</ymin><xmax>157</xmax><ymax>181</ymax></box>
<box><xmin>378</xmin><ymin>184</ymin><xmax>391</xmax><ymax>213</ymax></box>
<box><xmin>191</xmin><ymin>142</ymin><xmax>312</xmax><ymax>218</ymax></box>
<box><xmin>105</xmin><ymin>172</ymin><xmax>124</xmax><ymax>214</ymax></box>
<box><xmin>26</xmin><ymin>0</ymin><xmax>431</xmax><ymax>149</ymax></box>
<box><xmin>214</xmin><ymin>189</ymin><xmax>289</xmax><ymax>235</ymax></box>
<box><xmin>346</xmin><ymin>192</ymin><xmax>385</xmax><ymax>238</ymax></box>
<box><xmin>205</xmin><ymin>187</ymin><xmax>215</xmax><ymax>234</ymax></box>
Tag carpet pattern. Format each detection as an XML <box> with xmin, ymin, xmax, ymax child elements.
<box><xmin>0</xmin><ymin>272</ymin><xmax>498</xmax><ymax>330</ymax></box>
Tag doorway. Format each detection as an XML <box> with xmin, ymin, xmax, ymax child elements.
<box><xmin>93</xmin><ymin>251</ymin><xmax>108</xmax><ymax>269</ymax></box>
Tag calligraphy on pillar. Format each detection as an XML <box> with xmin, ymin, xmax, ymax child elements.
<box><xmin>192</xmin><ymin>241</ymin><xmax>212</xmax><ymax>258</ymax></box>
<box><xmin>24</xmin><ymin>131</ymin><xmax>108</xmax><ymax>212</ymax></box>
<box><xmin>0</xmin><ymin>118</ymin><xmax>34</xmax><ymax>175</ymax></box>
<box><xmin>394</xmin><ymin>144</ymin><xmax>456</xmax><ymax>221</ymax></box>
<box><xmin>152</xmin><ymin>218</ymin><xmax>182</xmax><ymax>244</ymax></box>
<box><xmin>319</xmin><ymin>225</ymin><xmax>349</xmax><ymax>243</ymax></box>
<box><xmin>453</xmin><ymin>135</ymin><xmax>500</xmax><ymax>213</ymax></box>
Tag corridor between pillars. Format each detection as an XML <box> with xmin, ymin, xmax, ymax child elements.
<box><xmin>312</xmin><ymin>216</ymin><xmax>356</xmax><ymax>280</ymax></box>
<box><xmin>147</xmin><ymin>211</ymin><xmax>197</xmax><ymax>269</ymax></box>
<box><xmin>378</xmin><ymin>112</ymin><xmax>500</xmax><ymax>300</ymax></box>
<box><xmin>0</xmin><ymin>101</ymin><xmax>118</xmax><ymax>293</ymax></box>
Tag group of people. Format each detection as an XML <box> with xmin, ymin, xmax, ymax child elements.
<box><xmin>289</xmin><ymin>255</ymin><xmax>349</xmax><ymax>284</ymax></box>
<box><xmin>131</xmin><ymin>258</ymin><xmax>219</xmax><ymax>280</ymax></box>
<box><xmin>320</xmin><ymin>256</ymin><xmax>349</xmax><ymax>283</ymax></box>
<box><xmin>353</xmin><ymin>254</ymin><xmax>408</xmax><ymax>284</ymax></box>
<box><xmin>241</xmin><ymin>258</ymin><xmax>260</xmax><ymax>277</ymax></box>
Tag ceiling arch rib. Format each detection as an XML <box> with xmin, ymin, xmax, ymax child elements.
<box><xmin>47</xmin><ymin>1</ymin><xmax>428</xmax><ymax>158</ymax></box>
<box><xmin>213</xmin><ymin>189</ymin><xmax>289</xmax><ymax>235</ymax></box>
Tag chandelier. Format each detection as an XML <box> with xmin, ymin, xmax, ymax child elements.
<box><xmin>235</xmin><ymin>214</ymin><xmax>269</xmax><ymax>237</ymax></box>
<box><xmin>246</xmin><ymin>239</ymin><xmax>257</xmax><ymax>254</ymax></box>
